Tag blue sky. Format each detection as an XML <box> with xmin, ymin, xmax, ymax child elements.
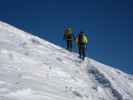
<box><xmin>0</xmin><ymin>0</ymin><xmax>133</xmax><ymax>74</ymax></box>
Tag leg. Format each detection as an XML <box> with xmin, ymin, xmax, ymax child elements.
<box><xmin>82</xmin><ymin>45</ymin><xmax>86</xmax><ymax>60</ymax></box>
<box><xmin>80</xmin><ymin>45</ymin><xmax>85</xmax><ymax>60</ymax></box>
<box><xmin>78</xmin><ymin>45</ymin><xmax>82</xmax><ymax>58</ymax></box>
<box><xmin>69</xmin><ymin>40</ymin><xmax>72</xmax><ymax>51</ymax></box>
<box><xmin>67</xmin><ymin>40</ymin><xmax>71</xmax><ymax>51</ymax></box>
<box><xmin>66</xmin><ymin>40</ymin><xmax>69</xmax><ymax>50</ymax></box>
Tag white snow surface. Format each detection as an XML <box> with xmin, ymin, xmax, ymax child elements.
<box><xmin>0</xmin><ymin>21</ymin><xmax>133</xmax><ymax>100</ymax></box>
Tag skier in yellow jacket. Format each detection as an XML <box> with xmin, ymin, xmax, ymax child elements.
<box><xmin>76</xmin><ymin>31</ymin><xmax>89</xmax><ymax>60</ymax></box>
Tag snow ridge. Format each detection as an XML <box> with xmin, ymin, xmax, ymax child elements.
<box><xmin>0</xmin><ymin>21</ymin><xmax>133</xmax><ymax>100</ymax></box>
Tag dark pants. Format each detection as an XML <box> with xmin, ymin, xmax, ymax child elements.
<box><xmin>67</xmin><ymin>40</ymin><xmax>72</xmax><ymax>51</ymax></box>
<box><xmin>78</xmin><ymin>44</ymin><xmax>86</xmax><ymax>60</ymax></box>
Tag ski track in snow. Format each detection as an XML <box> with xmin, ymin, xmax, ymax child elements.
<box><xmin>0</xmin><ymin>21</ymin><xmax>133</xmax><ymax>100</ymax></box>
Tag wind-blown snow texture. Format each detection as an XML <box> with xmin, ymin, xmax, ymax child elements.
<box><xmin>0</xmin><ymin>21</ymin><xmax>133</xmax><ymax>100</ymax></box>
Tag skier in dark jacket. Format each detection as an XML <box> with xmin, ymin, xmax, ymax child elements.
<box><xmin>64</xmin><ymin>27</ymin><xmax>75</xmax><ymax>51</ymax></box>
<box><xmin>76</xmin><ymin>32</ymin><xmax>89</xmax><ymax>60</ymax></box>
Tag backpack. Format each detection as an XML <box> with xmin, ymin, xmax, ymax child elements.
<box><xmin>83</xmin><ymin>34</ymin><xmax>89</xmax><ymax>44</ymax></box>
<box><xmin>76</xmin><ymin>33</ymin><xmax>89</xmax><ymax>44</ymax></box>
<box><xmin>64</xmin><ymin>28</ymin><xmax>73</xmax><ymax>40</ymax></box>
<box><xmin>64</xmin><ymin>28</ymin><xmax>72</xmax><ymax>36</ymax></box>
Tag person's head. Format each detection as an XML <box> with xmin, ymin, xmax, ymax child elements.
<box><xmin>79</xmin><ymin>31</ymin><xmax>84</xmax><ymax>35</ymax></box>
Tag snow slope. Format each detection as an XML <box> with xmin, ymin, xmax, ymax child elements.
<box><xmin>0</xmin><ymin>21</ymin><xmax>133</xmax><ymax>100</ymax></box>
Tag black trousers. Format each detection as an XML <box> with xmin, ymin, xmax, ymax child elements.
<box><xmin>78</xmin><ymin>44</ymin><xmax>86</xmax><ymax>60</ymax></box>
<box><xmin>67</xmin><ymin>40</ymin><xmax>72</xmax><ymax>51</ymax></box>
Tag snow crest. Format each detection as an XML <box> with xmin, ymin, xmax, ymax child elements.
<box><xmin>0</xmin><ymin>21</ymin><xmax>133</xmax><ymax>100</ymax></box>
